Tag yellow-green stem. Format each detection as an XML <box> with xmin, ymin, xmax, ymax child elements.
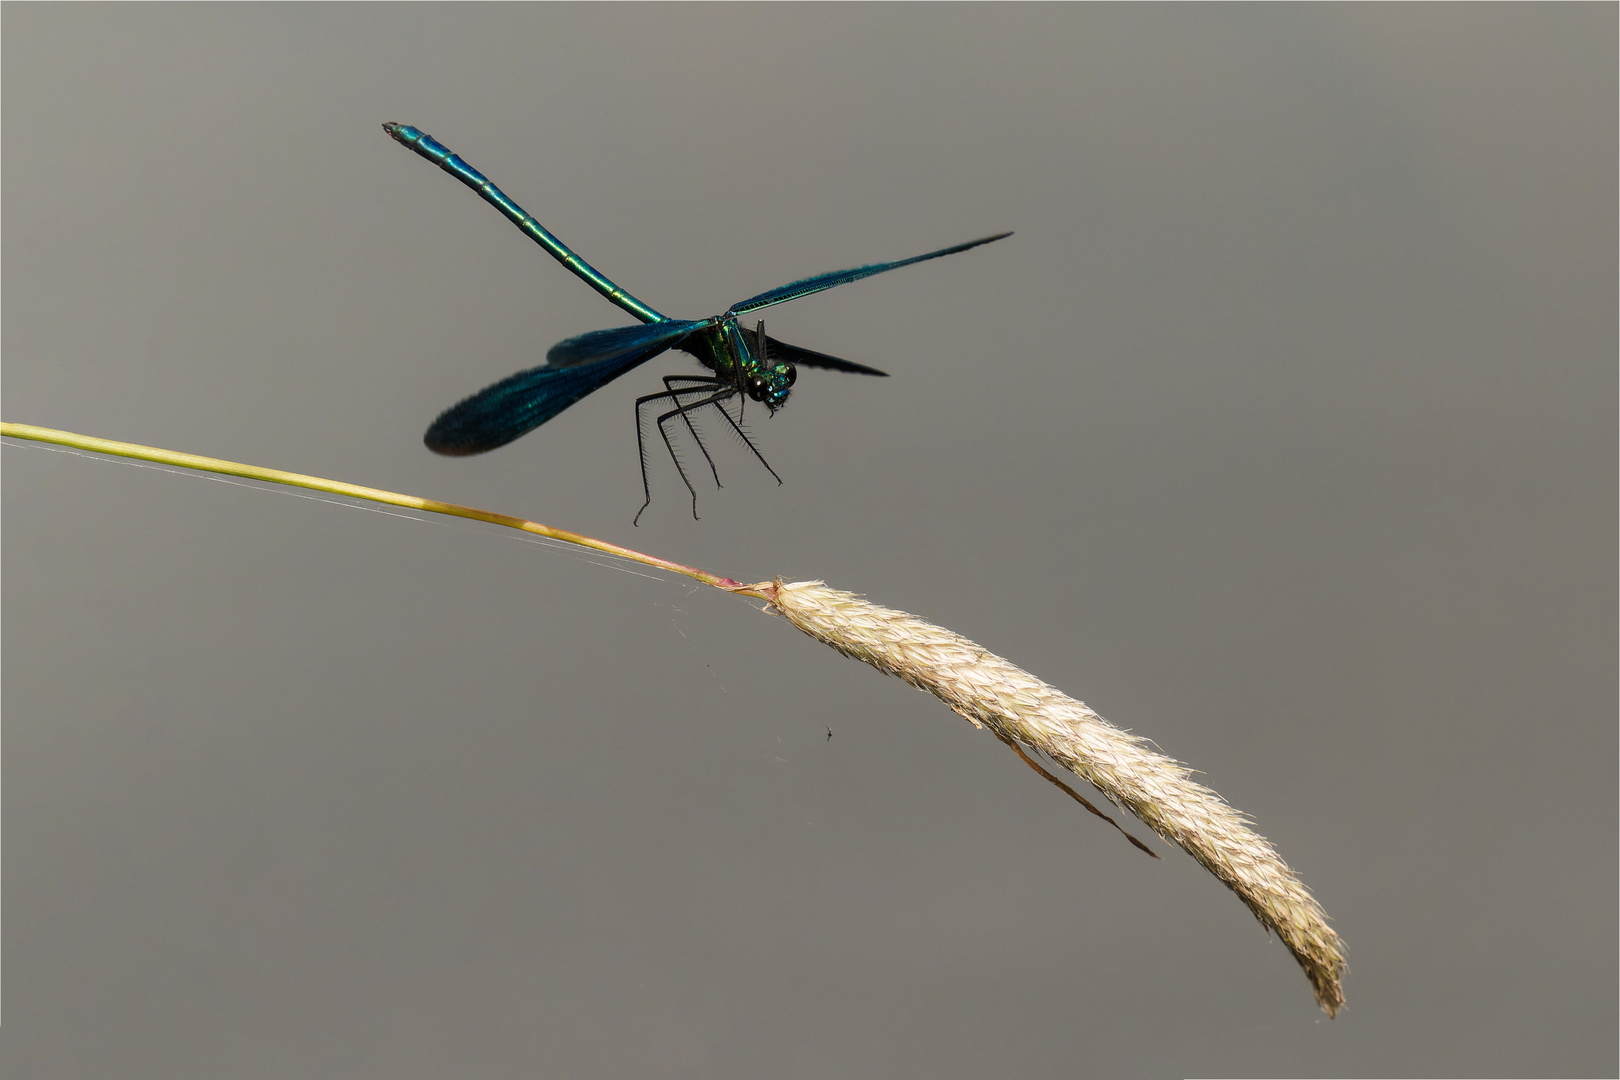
<box><xmin>1</xmin><ymin>422</ymin><xmax>764</xmax><ymax>598</ymax></box>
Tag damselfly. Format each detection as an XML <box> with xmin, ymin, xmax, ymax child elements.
<box><xmin>385</xmin><ymin>123</ymin><xmax>1008</xmax><ymax>522</ymax></box>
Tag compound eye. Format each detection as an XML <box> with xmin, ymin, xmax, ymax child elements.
<box><xmin>746</xmin><ymin>374</ymin><xmax>770</xmax><ymax>401</ymax></box>
<box><xmin>778</xmin><ymin>362</ymin><xmax>797</xmax><ymax>388</ymax></box>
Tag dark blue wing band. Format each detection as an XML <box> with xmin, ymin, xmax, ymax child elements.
<box><xmin>727</xmin><ymin>232</ymin><xmax>1011</xmax><ymax>315</ymax></box>
<box><xmin>545</xmin><ymin>319</ymin><xmax>704</xmax><ymax>368</ymax></box>
<box><xmin>424</xmin><ymin>320</ymin><xmax>703</xmax><ymax>455</ymax></box>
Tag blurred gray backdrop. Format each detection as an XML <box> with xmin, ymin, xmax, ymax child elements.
<box><xmin>4</xmin><ymin>6</ymin><xmax>1614</xmax><ymax>1077</ymax></box>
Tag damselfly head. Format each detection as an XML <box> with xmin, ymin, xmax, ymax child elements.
<box><xmin>747</xmin><ymin>360</ymin><xmax>796</xmax><ymax>412</ymax></box>
<box><xmin>745</xmin><ymin>319</ymin><xmax>795</xmax><ymax>412</ymax></box>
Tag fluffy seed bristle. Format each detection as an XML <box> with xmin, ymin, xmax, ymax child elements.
<box><xmin>765</xmin><ymin>579</ymin><xmax>1345</xmax><ymax>1016</ymax></box>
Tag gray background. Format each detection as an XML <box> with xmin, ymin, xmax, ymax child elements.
<box><xmin>4</xmin><ymin>5</ymin><xmax>1614</xmax><ymax>1077</ymax></box>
